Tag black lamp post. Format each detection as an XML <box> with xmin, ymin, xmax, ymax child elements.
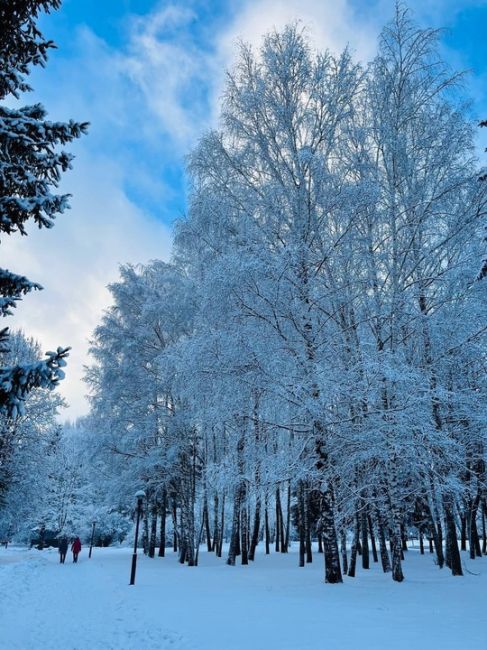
<box><xmin>129</xmin><ymin>490</ymin><xmax>145</xmax><ymax>585</ymax></box>
<box><xmin>88</xmin><ymin>521</ymin><xmax>96</xmax><ymax>559</ymax></box>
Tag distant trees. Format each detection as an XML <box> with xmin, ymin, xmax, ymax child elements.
<box><xmin>0</xmin><ymin>0</ymin><xmax>87</xmax><ymax>417</ymax></box>
<box><xmin>0</xmin><ymin>331</ymin><xmax>64</xmax><ymax>541</ymax></box>
<box><xmin>87</xmin><ymin>262</ymin><xmax>198</xmax><ymax>559</ymax></box>
<box><xmin>86</xmin><ymin>8</ymin><xmax>487</xmax><ymax>583</ymax></box>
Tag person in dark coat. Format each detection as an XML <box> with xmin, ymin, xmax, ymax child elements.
<box><xmin>71</xmin><ymin>536</ymin><xmax>81</xmax><ymax>563</ymax></box>
<box><xmin>58</xmin><ymin>536</ymin><xmax>68</xmax><ymax>564</ymax></box>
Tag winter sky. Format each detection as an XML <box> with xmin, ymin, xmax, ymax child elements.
<box><xmin>2</xmin><ymin>0</ymin><xmax>486</xmax><ymax>419</ymax></box>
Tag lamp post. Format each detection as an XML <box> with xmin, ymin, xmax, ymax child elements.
<box><xmin>129</xmin><ymin>490</ymin><xmax>146</xmax><ymax>585</ymax></box>
<box><xmin>88</xmin><ymin>521</ymin><xmax>96</xmax><ymax>559</ymax></box>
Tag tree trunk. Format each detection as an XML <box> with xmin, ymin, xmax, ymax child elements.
<box><xmin>211</xmin><ymin>493</ymin><xmax>219</xmax><ymax>553</ymax></box>
<box><xmin>264</xmin><ymin>497</ymin><xmax>270</xmax><ymax>555</ymax></box>
<box><xmin>284</xmin><ymin>481</ymin><xmax>291</xmax><ymax>553</ymax></box>
<box><xmin>217</xmin><ymin>493</ymin><xmax>225</xmax><ymax>558</ymax></box>
<box><xmin>367</xmin><ymin>512</ymin><xmax>378</xmax><ymax>563</ymax></box>
<box><xmin>376</xmin><ymin>509</ymin><xmax>391</xmax><ymax>573</ymax></box>
<box><xmin>194</xmin><ymin>515</ymin><xmax>205</xmax><ymax>567</ymax></box>
<box><xmin>468</xmin><ymin>494</ymin><xmax>482</xmax><ymax>558</ymax></box>
<box><xmin>203</xmin><ymin>496</ymin><xmax>212</xmax><ymax>552</ymax></box>
<box><xmin>389</xmin><ymin>533</ymin><xmax>403</xmax><ymax>581</ymax></box>
<box><xmin>361</xmin><ymin>507</ymin><xmax>369</xmax><ymax>570</ymax></box>
<box><xmin>235</xmin><ymin>511</ymin><xmax>241</xmax><ymax>557</ymax></box>
<box><xmin>340</xmin><ymin>528</ymin><xmax>348</xmax><ymax>575</ymax></box>
<box><xmin>227</xmin><ymin>485</ymin><xmax>242</xmax><ymax>566</ymax></box>
<box><xmin>178</xmin><ymin>540</ymin><xmax>187</xmax><ymax>564</ymax></box>
<box><xmin>249</xmin><ymin>496</ymin><xmax>261</xmax><ymax>561</ymax></box>
<box><xmin>172</xmin><ymin>499</ymin><xmax>178</xmax><ymax>553</ymax></box>
<box><xmin>348</xmin><ymin>514</ymin><xmax>360</xmax><ymax>578</ymax></box>
<box><xmin>279</xmin><ymin>490</ymin><xmax>286</xmax><ymax>553</ymax></box>
<box><xmin>444</xmin><ymin>501</ymin><xmax>462</xmax><ymax>576</ymax></box>
<box><xmin>241</xmin><ymin>488</ymin><xmax>249</xmax><ymax>565</ymax></box>
<box><xmin>389</xmin><ymin>523</ymin><xmax>404</xmax><ymax>582</ymax></box>
<box><xmin>482</xmin><ymin>501</ymin><xmax>487</xmax><ymax>555</ymax></box>
<box><xmin>298</xmin><ymin>482</ymin><xmax>305</xmax><ymax>568</ymax></box>
<box><xmin>305</xmin><ymin>486</ymin><xmax>312</xmax><ymax>563</ymax></box>
<box><xmin>384</xmin><ymin>470</ymin><xmax>404</xmax><ymax>581</ymax></box>
<box><xmin>426</xmin><ymin>501</ymin><xmax>444</xmax><ymax>568</ymax></box>
<box><xmin>275</xmin><ymin>486</ymin><xmax>282</xmax><ymax>553</ymax></box>
<box><xmin>401</xmin><ymin>522</ymin><xmax>408</xmax><ymax>552</ymax></box>
<box><xmin>142</xmin><ymin>509</ymin><xmax>149</xmax><ymax>555</ymax></box>
<box><xmin>444</xmin><ymin>516</ymin><xmax>451</xmax><ymax>570</ymax></box>
<box><xmin>460</xmin><ymin>512</ymin><xmax>467</xmax><ymax>551</ymax></box>
<box><xmin>180</xmin><ymin>489</ymin><xmax>195</xmax><ymax>567</ymax></box>
<box><xmin>148</xmin><ymin>501</ymin><xmax>157</xmax><ymax>558</ymax></box>
<box><xmin>321</xmin><ymin>487</ymin><xmax>342</xmax><ymax>583</ymax></box>
<box><xmin>158</xmin><ymin>489</ymin><xmax>166</xmax><ymax>558</ymax></box>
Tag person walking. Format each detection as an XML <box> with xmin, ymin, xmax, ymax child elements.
<box><xmin>71</xmin><ymin>536</ymin><xmax>81</xmax><ymax>563</ymax></box>
<box><xmin>59</xmin><ymin>536</ymin><xmax>68</xmax><ymax>564</ymax></box>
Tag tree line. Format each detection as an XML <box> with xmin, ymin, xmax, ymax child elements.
<box><xmin>84</xmin><ymin>8</ymin><xmax>487</xmax><ymax>583</ymax></box>
<box><xmin>0</xmin><ymin>0</ymin><xmax>86</xmax><ymax>539</ymax></box>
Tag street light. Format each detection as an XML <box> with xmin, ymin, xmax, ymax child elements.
<box><xmin>129</xmin><ymin>490</ymin><xmax>146</xmax><ymax>585</ymax></box>
<box><xmin>89</xmin><ymin>521</ymin><xmax>96</xmax><ymax>559</ymax></box>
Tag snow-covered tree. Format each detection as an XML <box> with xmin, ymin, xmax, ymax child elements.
<box><xmin>86</xmin><ymin>261</ymin><xmax>198</xmax><ymax>558</ymax></box>
<box><xmin>0</xmin><ymin>331</ymin><xmax>65</xmax><ymax>541</ymax></box>
<box><xmin>84</xmin><ymin>7</ymin><xmax>487</xmax><ymax>584</ymax></box>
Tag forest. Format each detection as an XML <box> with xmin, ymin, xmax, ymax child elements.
<box><xmin>1</xmin><ymin>1</ymin><xmax>486</xmax><ymax>593</ymax></box>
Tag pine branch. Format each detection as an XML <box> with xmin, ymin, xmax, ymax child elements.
<box><xmin>0</xmin><ymin>268</ymin><xmax>42</xmax><ymax>317</ymax></box>
<box><xmin>0</xmin><ymin>346</ymin><xmax>70</xmax><ymax>418</ymax></box>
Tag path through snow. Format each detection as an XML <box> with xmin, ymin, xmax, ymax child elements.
<box><xmin>1</xmin><ymin>544</ymin><xmax>486</xmax><ymax>649</ymax></box>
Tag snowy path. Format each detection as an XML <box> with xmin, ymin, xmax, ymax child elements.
<box><xmin>1</xmin><ymin>545</ymin><xmax>486</xmax><ymax>650</ymax></box>
<box><xmin>0</xmin><ymin>547</ymin><xmax>189</xmax><ymax>650</ymax></box>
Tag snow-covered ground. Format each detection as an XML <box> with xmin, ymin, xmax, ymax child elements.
<box><xmin>1</xmin><ymin>544</ymin><xmax>485</xmax><ymax>650</ymax></box>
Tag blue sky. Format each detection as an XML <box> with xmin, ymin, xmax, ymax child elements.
<box><xmin>35</xmin><ymin>0</ymin><xmax>487</xmax><ymax>223</ymax></box>
<box><xmin>3</xmin><ymin>0</ymin><xmax>487</xmax><ymax>418</ymax></box>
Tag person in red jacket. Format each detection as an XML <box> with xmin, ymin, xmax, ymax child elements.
<box><xmin>71</xmin><ymin>536</ymin><xmax>82</xmax><ymax>563</ymax></box>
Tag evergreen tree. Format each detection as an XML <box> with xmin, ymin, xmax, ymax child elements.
<box><xmin>0</xmin><ymin>0</ymin><xmax>87</xmax><ymax>417</ymax></box>
<box><xmin>0</xmin><ymin>330</ymin><xmax>64</xmax><ymax>540</ymax></box>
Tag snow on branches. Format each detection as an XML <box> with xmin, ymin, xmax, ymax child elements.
<box><xmin>85</xmin><ymin>9</ymin><xmax>487</xmax><ymax>582</ymax></box>
<box><xmin>0</xmin><ymin>346</ymin><xmax>69</xmax><ymax>418</ymax></box>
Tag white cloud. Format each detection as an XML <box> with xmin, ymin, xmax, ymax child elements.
<box><xmin>1</xmin><ymin>24</ymin><xmax>174</xmax><ymax>420</ymax></box>
<box><xmin>217</xmin><ymin>0</ymin><xmax>378</xmax><ymax>64</ymax></box>
<box><xmin>122</xmin><ymin>4</ymin><xmax>217</xmax><ymax>149</ymax></box>
<box><xmin>1</xmin><ymin>148</ymin><xmax>172</xmax><ymax>419</ymax></box>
